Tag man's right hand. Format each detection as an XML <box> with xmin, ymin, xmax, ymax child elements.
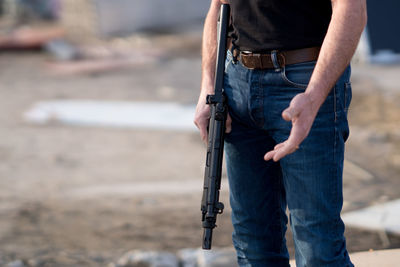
<box><xmin>194</xmin><ymin>92</ymin><xmax>232</xmax><ymax>145</ymax></box>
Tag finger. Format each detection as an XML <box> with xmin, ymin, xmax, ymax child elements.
<box><xmin>200</xmin><ymin>124</ymin><xmax>209</xmax><ymax>144</ymax></box>
<box><xmin>264</xmin><ymin>138</ymin><xmax>300</xmax><ymax>162</ymax></box>
<box><xmin>285</xmin><ymin>120</ymin><xmax>307</xmax><ymax>150</ymax></box>
<box><xmin>225</xmin><ymin>113</ymin><xmax>232</xmax><ymax>133</ymax></box>
<box><xmin>202</xmin><ymin>132</ymin><xmax>209</xmax><ymax>145</ymax></box>
<box><xmin>264</xmin><ymin>150</ymin><xmax>276</xmax><ymax>161</ymax></box>
<box><xmin>200</xmin><ymin>129</ymin><xmax>208</xmax><ymax>145</ymax></box>
<box><xmin>273</xmin><ymin>131</ymin><xmax>304</xmax><ymax>161</ymax></box>
<box><xmin>272</xmin><ymin>143</ymin><xmax>297</xmax><ymax>162</ymax></box>
<box><xmin>274</xmin><ymin>142</ymin><xmax>286</xmax><ymax>150</ymax></box>
<box><xmin>193</xmin><ymin>120</ymin><xmax>200</xmax><ymax>130</ymax></box>
<box><xmin>264</xmin><ymin>141</ymin><xmax>286</xmax><ymax>161</ymax></box>
<box><xmin>270</xmin><ymin>136</ymin><xmax>300</xmax><ymax>161</ymax></box>
<box><xmin>194</xmin><ymin>118</ymin><xmax>209</xmax><ymax>144</ymax></box>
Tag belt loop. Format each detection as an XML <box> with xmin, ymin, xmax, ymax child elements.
<box><xmin>271</xmin><ymin>50</ymin><xmax>281</xmax><ymax>71</ymax></box>
<box><xmin>231</xmin><ymin>43</ymin><xmax>239</xmax><ymax>64</ymax></box>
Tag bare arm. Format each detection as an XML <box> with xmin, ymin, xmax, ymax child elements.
<box><xmin>200</xmin><ymin>0</ymin><xmax>221</xmax><ymax>98</ymax></box>
<box><xmin>306</xmin><ymin>0</ymin><xmax>367</xmax><ymax>113</ymax></box>
<box><xmin>265</xmin><ymin>0</ymin><xmax>367</xmax><ymax>161</ymax></box>
<box><xmin>194</xmin><ymin>0</ymin><xmax>231</xmax><ymax>143</ymax></box>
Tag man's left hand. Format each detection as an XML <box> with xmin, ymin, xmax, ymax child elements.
<box><xmin>264</xmin><ymin>93</ymin><xmax>318</xmax><ymax>162</ymax></box>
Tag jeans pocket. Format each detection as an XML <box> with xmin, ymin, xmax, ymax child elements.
<box><xmin>281</xmin><ymin>67</ymin><xmax>308</xmax><ymax>89</ymax></box>
<box><xmin>280</xmin><ymin>61</ymin><xmax>316</xmax><ymax>90</ymax></box>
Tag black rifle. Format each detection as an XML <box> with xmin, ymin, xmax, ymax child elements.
<box><xmin>201</xmin><ymin>4</ymin><xmax>230</xmax><ymax>250</ymax></box>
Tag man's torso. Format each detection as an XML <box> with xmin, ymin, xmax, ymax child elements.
<box><xmin>228</xmin><ymin>0</ymin><xmax>332</xmax><ymax>51</ymax></box>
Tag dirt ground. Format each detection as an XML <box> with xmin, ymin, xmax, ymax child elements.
<box><xmin>0</xmin><ymin>33</ymin><xmax>400</xmax><ymax>266</ymax></box>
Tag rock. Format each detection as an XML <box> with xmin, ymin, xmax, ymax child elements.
<box><xmin>116</xmin><ymin>250</ymin><xmax>179</xmax><ymax>267</ymax></box>
<box><xmin>178</xmin><ymin>247</ymin><xmax>238</xmax><ymax>267</ymax></box>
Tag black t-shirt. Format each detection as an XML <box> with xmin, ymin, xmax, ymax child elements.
<box><xmin>228</xmin><ymin>0</ymin><xmax>332</xmax><ymax>51</ymax></box>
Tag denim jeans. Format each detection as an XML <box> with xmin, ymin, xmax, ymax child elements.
<box><xmin>223</xmin><ymin>50</ymin><xmax>354</xmax><ymax>267</ymax></box>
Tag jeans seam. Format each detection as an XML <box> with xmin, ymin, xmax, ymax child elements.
<box><xmin>344</xmin><ymin>83</ymin><xmax>347</xmax><ymax>111</ymax></box>
<box><xmin>334</xmin><ymin>85</ymin><xmax>337</xmax><ymax>122</ymax></box>
<box><xmin>344</xmin><ymin>82</ymin><xmax>351</xmax><ymax>112</ymax></box>
<box><xmin>258</xmin><ymin>71</ymin><xmax>265</xmax><ymax>128</ymax></box>
<box><xmin>333</xmin><ymin>120</ymin><xmax>340</xmax><ymax>240</ymax></box>
<box><xmin>275</xmin><ymin>170</ymin><xmax>283</xmax><ymax>254</ymax></box>
<box><xmin>249</xmin><ymin>71</ymin><xmax>264</xmax><ymax>128</ymax></box>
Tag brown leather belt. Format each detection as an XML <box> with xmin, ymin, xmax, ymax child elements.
<box><xmin>230</xmin><ymin>45</ymin><xmax>320</xmax><ymax>70</ymax></box>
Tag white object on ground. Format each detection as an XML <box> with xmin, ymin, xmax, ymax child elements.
<box><xmin>289</xmin><ymin>249</ymin><xmax>400</xmax><ymax>267</ymax></box>
<box><xmin>24</xmin><ymin>100</ymin><xmax>197</xmax><ymax>131</ymax></box>
<box><xmin>342</xmin><ymin>199</ymin><xmax>400</xmax><ymax>235</ymax></box>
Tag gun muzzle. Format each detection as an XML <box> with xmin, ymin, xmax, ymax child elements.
<box><xmin>202</xmin><ymin>228</ymin><xmax>213</xmax><ymax>250</ymax></box>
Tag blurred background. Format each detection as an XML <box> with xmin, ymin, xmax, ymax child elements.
<box><xmin>0</xmin><ymin>0</ymin><xmax>399</xmax><ymax>266</ymax></box>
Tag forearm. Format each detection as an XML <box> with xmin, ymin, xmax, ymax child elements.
<box><xmin>306</xmin><ymin>0</ymin><xmax>367</xmax><ymax>112</ymax></box>
<box><xmin>200</xmin><ymin>1</ymin><xmax>222</xmax><ymax>98</ymax></box>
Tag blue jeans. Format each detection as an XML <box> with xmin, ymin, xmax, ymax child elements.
<box><xmin>223</xmin><ymin>50</ymin><xmax>354</xmax><ymax>267</ymax></box>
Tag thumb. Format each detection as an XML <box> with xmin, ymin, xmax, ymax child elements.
<box><xmin>282</xmin><ymin>106</ymin><xmax>297</xmax><ymax>121</ymax></box>
<box><xmin>282</xmin><ymin>97</ymin><xmax>302</xmax><ymax>121</ymax></box>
